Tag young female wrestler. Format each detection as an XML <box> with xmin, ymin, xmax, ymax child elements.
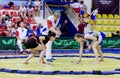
<box><xmin>74</xmin><ymin>31</ymin><xmax>105</xmax><ymax>64</ymax></box>
<box><xmin>23</xmin><ymin>32</ymin><xmax>56</xmax><ymax>65</ymax></box>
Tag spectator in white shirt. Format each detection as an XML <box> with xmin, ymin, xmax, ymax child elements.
<box><xmin>26</xmin><ymin>5</ymin><xmax>34</xmax><ymax>18</ymax></box>
<box><xmin>19</xmin><ymin>4</ymin><xmax>27</xmax><ymax>18</ymax></box>
<box><xmin>16</xmin><ymin>21</ymin><xmax>28</xmax><ymax>54</ymax></box>
<box><xmin>5</xmin><ymin>17</ymin><xmax>13</xmax><ymax>27</ymax></box>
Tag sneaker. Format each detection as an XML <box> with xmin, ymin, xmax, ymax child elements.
<box><xmin>46</xmin><ymin>59</ymin><xmax>53</xmax><ymax>63</ymax></box>
<box><xmin>51</xmin><ymin>58</ymin><xmax>56</xmax><ymax>60</ymax></box>
<box><xmin>46</xmin><ymin>59</ymin><xmax>53</xmax><ymax>65</ymax></box>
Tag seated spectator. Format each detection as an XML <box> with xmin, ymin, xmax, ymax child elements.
<box><xmin>26</xmin><ymin>5</ymin><xmax>34</xmax><ymax>18</ymax></box>
<box><xmin>16</xmin><ymin>21</ymin><xmax>28</xmax><ymax>54</ymax></box>
<box><xmin>1</xmin><ymin>18</ymin><xmax>6</xmax><ymax>27</ymax></box>
<box><xmin>2</xmin><ymin>14</ymin><xmax>10</xmax><ymax>27</ymax></box>
<box><xmin>19</xmin><ymin>4</ymin><xmax>27</xmax><ymax>18</ymax></box>
<box><xmin>5</xmin><ymin>17</ymin><xmax>14</xmax><ymax>32</ymax></box>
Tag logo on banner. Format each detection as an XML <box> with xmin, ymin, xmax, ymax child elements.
<box><xmin>100</xmin><ymin>0</ymin><xmax>111</xmax><ymax>5</ymax></box>
<box><xmin>2</xmin><ymin>39</ymin><xmax>13</xmax><ymax>45</ymax></box>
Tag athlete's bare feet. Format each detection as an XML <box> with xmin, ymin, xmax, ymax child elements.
<box><xmin>77</xmin><ymin>60</ymin><xmax>81</xmax><ymax>64</ymax></box>
<box><xmin>99</xmin><ymin>59</ymin><xmax>104</xmax><ymax>62</ymax></box>
<box><xmin>42</xmin><ymin>61</ymin><xmax>46</xmax><ymax>64</ymax></box>
<box><xmin>23</xmin><ymin>61</ymin><xmax>29</xmax><ymax>64</ymax></box>
<box><xmin>38</xmin><ymin>61</ymin><xmax>46</xmax><ymax>65</ymax></box>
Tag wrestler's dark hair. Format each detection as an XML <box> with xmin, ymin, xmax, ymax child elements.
<box><xmin>74</xmin><ymin>33</ymin><xmax>84</xmax><ymax>38</ymax></box>
<box><xmin>48</xmin><ymin>32</ymin><xmax>56</xmax><ymax>37</ymax></box>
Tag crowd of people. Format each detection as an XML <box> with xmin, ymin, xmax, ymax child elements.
<box><xmin>0</xmin><ymin>0</ymin><xmax>98</xmax><ymax>38</ymax></box>
<box><xmin>0</xmin><ymin>0</ymin><xmax>105</xmax><ymax>65</ymax></box>
<box><xmin>0</xmin><ymin>0</ymin><xmax>43</xmax><ymax>37</ymax></box>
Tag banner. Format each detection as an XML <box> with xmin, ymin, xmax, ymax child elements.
<box><xmin>52</xmin><ymin>38</ymin><xmax>80</xmax><ymax>49</ymax></box>
<box><xmin>0</xmin><ymin>37</ymin><xmax>120</xmax><ymax>50</ymax></box>
<box><xmin>53</xmin><ymin>37</ymin><xmax>120</xmax><ymax>49</ymax></box>
<box><xmin>0</xmin><ymin>37</ymin><xmax>16</xmax><ymax>50</ymax></box>
<box><xmin>92</xmin><ymin>0</ymin><xmax>119</xmax><ymax>14</ymax></box>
